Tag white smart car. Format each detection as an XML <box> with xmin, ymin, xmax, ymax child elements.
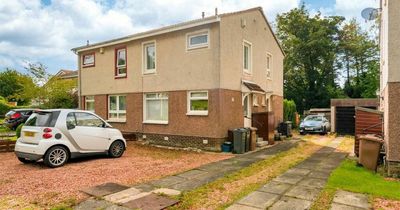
<box><xmin>15</xmin><ymin>109</ymin><xmax>126</xmax><ymax>168</ymax></box>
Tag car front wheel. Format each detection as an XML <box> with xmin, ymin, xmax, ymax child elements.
<box><xmin>44</xmin><ymin>146</ymin><xmax>69</xmax><ymax>168</ymax></box>
<box><xmin>109</xmin><ymin>141</ymin><xmax>125</xmax><ymax>158</ymax></box>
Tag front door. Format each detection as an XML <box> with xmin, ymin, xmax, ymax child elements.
<box><xmin>243</xmin><ymin>94</ymin><xmax>252</xmax><ymax>127</ymax></box>
<box><xmin>67</xmin><ymin>112</ymin><xmax>110</xmax><ymax>151</ymax></box>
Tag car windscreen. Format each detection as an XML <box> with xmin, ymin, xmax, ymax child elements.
<box><xmin>304</xmin><ymin>116</ymin><xmax>322</xmax><ymax>121</ymax></box>
<box><xmin>24</xmin><ymin>111</ymin><xmax>60</xmax><ymax>127</ymax></box>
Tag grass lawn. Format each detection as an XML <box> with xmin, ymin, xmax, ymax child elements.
<box><xmin>312</xmin><ymin>159</ymin><xmax>400</xmax><ymax>210</ymax></box>
<box><xmin>171</xmin><ymin>136</ymin><xmax>335</xmax><ymax>210</ymax></box>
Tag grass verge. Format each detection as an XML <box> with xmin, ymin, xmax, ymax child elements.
<box><xmin>171</xmin><ymin>140</ymin><xmax>325</xmax><ymax>210</ymax></box>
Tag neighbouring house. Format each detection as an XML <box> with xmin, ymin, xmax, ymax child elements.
<box><xmin>54</xmin><ymin>69</ymin><xmax>78</xmax><ymax>92</ymax></box>
<box><xmin>71</xmin><ymin>7</ymin><xmax>284</xmax><ymax>151</ymax></box>
<box><xmin>379</xmin><ymin>0</ymin><xmax>400</xmax><ymax>176</ymax></box>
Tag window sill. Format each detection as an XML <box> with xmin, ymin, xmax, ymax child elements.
<box><xmin>115</xmin><ymin>75</ymin><xmax>127</xmax><ymax>79</ymax></box>
<box><xmin>186</xmin><ymin>111</ymin><xmax>208</xmax><ymax>116</ymax></box>
<box><xmin>243</xmin><ymin>70</ymin><xmax>252</xmax><ymax>75</ymax></box>
<box><xmin>82</xmin><ymin>64</ymin><xmax>95</xmax><ymax>68</ymax></box>
<box><xmin>143</xmin><ymin>120</ymin><xmax>168</xmax><ymax>125</ymax></box>
<box><xmin>107</xmin><ymin>119</ymin><xmax>126</xmax><ymax>123</ymax></box>
<box><xmin>142</xmin><ymin>70</ymin><xmax>156</xmax><ymax>75</ymax></box>
<box><xmin>253</xmin><ymin>104</ymin><xmax>259</xmax><ymax>107</ymax></box>
<box><xmin>187</xmin><ymin>44</ymin><xmax>209</xmax><ymax>51</ymax></box>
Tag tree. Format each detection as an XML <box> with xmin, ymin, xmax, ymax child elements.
<box><xmin>43</xmin><ymin>78</ymin><xmax>78</xmax><ymax>109</ymax></box>
<box><xmin>0</xmin><ymin>69</ymin><xmax>37</xmax><ymax>105</ymax></box>
<box><xmin>276</xmin><ymin>6</ymin><xmax>344</xmax><ymax>113</ymax></box>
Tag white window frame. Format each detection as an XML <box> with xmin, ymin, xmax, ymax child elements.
<box><xmin>85</xmin><ymin>96</ymin><xmax>95</xmax><ymax>111</ymax></box>
<box><xmin>187</xmin><ymin>91</ymin><xmax>209</xmax><ymax>116</ymax></box>
<box><xmin>266</xmin><ymin>52</ymin><xmax>272</xmax><ymax>80</ymax></box>
<box><xmin>253</xmin><ymin>95</ymin><xmax>259</xmax><ymax>106</ymax></box>
<box><xmin>142</xmin><ymin>41</ymin><xmax>156</xmax><ymax>74</ymax></box>
<box><xmin>116</xmin><ymin>48</ymin><xmax>127</xmax><ymax>77</ymax></box>
<box><xmin>143</xmin><ymin>93</ymin><xmax>169</xmax><ymax>124</ymax></box>
<box><xmin>261</xmin><ymin>94</ymin><xmax>266</xmax><ymax>107</ymax></box>
<box><xmin>82</xmin><ymin>53</ymin><xmax>95</xmax><ymax>67</ymax></box>
<box><xmin>243</xmin><ymin>40</ymin><xmax>252</xmax><ymax>74</ymax></box>
<box><xmin>186</xmin><ymin>30</ymin><xmax>209</xmax><ymax>50</ymax></box>
<box><xmin>108</xmin><ymin>95</ymin><xmax>126</xmax><ymax>122</ymax></box>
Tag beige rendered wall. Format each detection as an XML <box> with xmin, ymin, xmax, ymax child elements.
<box><xmin>79</xmin><ymin>23</ymin><xmax>220</xmax><ymax>96</ymax></box>
<box><xmin>219</xmin><ymin>9</ymin><xmax>284</xmax><ymax>96</ymax></box>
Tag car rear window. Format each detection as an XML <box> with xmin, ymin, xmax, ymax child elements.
<box><xmin>25</xmin><ymin>111</ymin><xmax>60</xmax><ymax>127</ymax></box>
<box><xmin>5</xmin><ymin>110</ymin><xmax>15</xmax><ymax>117</ymax></box>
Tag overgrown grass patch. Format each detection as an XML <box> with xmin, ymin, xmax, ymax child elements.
<box><xmin>327</xmin><ymin>159</ymin><xmax>400</xmax><ymax>200</ymax></box>
<box><xmin>171</xmin><ymin>140</ymin><xmax>325</xmax><ymax>210</ymax></box>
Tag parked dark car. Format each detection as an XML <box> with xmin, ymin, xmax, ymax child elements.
<box><xmin>4</xmin><ymin>109</ymin><xmax>34</xmax><ymax>130</ymax></box>
<box><xmin>299</xmin><ymin>115</ymin><xmax>331</xmax><ymax>135</ymax></box>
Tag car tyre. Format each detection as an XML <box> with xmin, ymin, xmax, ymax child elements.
<box><xmin>18</xmin><ymin>157</ymin><xmax>35</xmax><ymax>164</ymax></box>
<box><xmin>109</xmin><ymin>140</ymin><xmax>125</xmax><ymax>158</ymax></box>
<box><xmin>44</xmin><ymin>146</ymin><xmax>69</xmax><ymax>168</ymax></box>
<box><xmin>300</xmin><ymin>131</ymin><xmax>306</xmax><ymax>135</ymax></box>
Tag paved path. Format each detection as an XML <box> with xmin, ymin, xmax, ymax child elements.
<box><xmin>74</xmin><ymin>140</ymin><xmax>300</xmax><ymax>209</ymax></box>
<box><xmin>227</xmin><ymin>137</ymin><xmax>348</xmax><ymax>210</ymax></box>
<box><xmin>330</xmin><ymin>190</ymin><xmax>370</xmax><ymax>210</ymax></box>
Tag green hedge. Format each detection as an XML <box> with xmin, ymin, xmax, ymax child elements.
<box><xmin>0</xmin><ymin>101</ymin><xmax>11</xmax><ymax>116</ymax></box>
<box><xmin>283</xmin><ymin>99</ymin><xmax>297</xmax><ymax>126</ymax></box>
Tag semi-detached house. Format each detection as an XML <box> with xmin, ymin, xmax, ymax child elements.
<box><xmin>71</xmin><ymin>7</ymin><xmax>284</xmax><ymax>151</ymax></box>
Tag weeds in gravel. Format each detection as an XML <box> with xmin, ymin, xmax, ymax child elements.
<box><xmin>171</xmin><ymin>140</ymin><xmax>327</xmax><ymax>210</ymax></box>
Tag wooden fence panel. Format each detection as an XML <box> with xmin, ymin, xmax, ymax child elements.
<box><xmin>355</xmin><ymin>107</ymin><xmax>383</xmax><ymax>156</ymax></box>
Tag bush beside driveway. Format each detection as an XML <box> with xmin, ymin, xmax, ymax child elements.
<box><xmin>0</xmin><ymin>141</ymin><xmax>232</xmax><ymax>209</ymax></box>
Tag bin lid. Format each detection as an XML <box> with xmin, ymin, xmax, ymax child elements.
<box><xmin>357</xmin><ymin>134</ymin><xmax>383</xmax><ymax>143</ymax></box>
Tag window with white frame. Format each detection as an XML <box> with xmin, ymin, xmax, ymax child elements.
<box><xmin>143</xmin><ymin>42</ymin><xmax>156</xmax><ymax>74</ymax></box>
<box><xmin>85</xmin><ymin>96</ymin><xmax>95</xmax><ymax>111</ymax></box>
<box><xmin>243</xmin><ymin>41</ymin><xmax>252</xmax><ymax>73</ymax></box>
<box><xmin>187</xmin><ymin>91</ymin><xmax>208</xmax><ymax>115</ymax></box>
<box><xmin>115</xmin><ymin>48</ymin><xmax>127</xmax><ymax>77</ymax></box>
<box><xmin>266</xmin><ymin>53</ymin><xmax>272</xmax><ymax>79</ymax></box>
<box><xmin>108</xmin><ymin>95</ymin><xmax>126</xmax><ymax>121</ymax></box>
<box><xmin>144</xmin><ymin>93</ymin><xmax>168</xmax><ymax>123</ymax></box>
<box><xmin>261</xmin><ymin>95</ymin><xmax>266</xmax><ymax>107</ymax></box>
<box><xmin>187</xmin><ymin>31</ymin><xmax>209</xmax><ymax>50</ymax></box>
<box><xmin>82</xmin><ymin>53</ymin><xmax>95</xmax><ymax>67</ymax></box>
<box><xmin>253</xmin><ymin>95</ymin><xmax>259</xmax><ymax>106</ymax></box>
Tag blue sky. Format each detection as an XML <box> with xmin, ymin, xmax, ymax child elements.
<box><xmin>0</xmin><ymin>0</ymin><xmax>379</xmax><ymax>74</ymax></box>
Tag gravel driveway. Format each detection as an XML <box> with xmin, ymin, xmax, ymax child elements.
<box><xmin>0</xmin><ymin>141</ymin><xmax>232</xmax><ymax>209</ymax></box>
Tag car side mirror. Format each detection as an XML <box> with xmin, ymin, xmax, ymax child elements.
<box><xmin>102</xmin><ymin>122</ymin><xmax>111</xmax><ymax>128</ymax></box>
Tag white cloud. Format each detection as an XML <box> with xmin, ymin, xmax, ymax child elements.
<box><xmin>334</xmin><ymin>0</ymin><xmax>379</xmax><ymax>21</ymax></box>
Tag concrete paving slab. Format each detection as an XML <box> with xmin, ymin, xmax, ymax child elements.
<box><xmin>193</xmin><ymin>171</ymin><xmax>225</xmax><ymax>184</ymax></box>
<box><xmin>274</xmin><ymin>173</ymin><xmax>304</xmax><ymax>184</ymax></box>
<box><xmin>103</xmin><ymin>187</ymin><xmax>142</xmax><ymax>203</ymax></box>
<box><xmin>176</xmin><ymin>169</ymin><xmax>208</xmax><ymax>179</ymax></box>
<box><xmin>170</xmin><ymin>180</ymin><xmax>204</xmax><ymax>191</ymax></box>
<box><xmin>297</xmin><ymin>177</ymin><xmax>326</xmax><ymax>188</ymax></box>
<box><xmin>132</xmin><ymin>183</ymin><xmax>157</xmax><ymax>192</ymax></box>
<box><xmin>308</xmin><ymin>170</ymin><xmax>331</xmax><ymax>179</ymax></box>
<box><xmin>236</xmin><ymin>191</ymin><xmax>279</xmax><ymax>209</ymax></box>
<box><xmin>285</xmin><ymin>185</ymin><xmax>321</xmax><ymax>201</ymax></box>
<box><xmin>117</xmin><ymin>192</ymin><xmax>151</xmax><ymax>204</ymax></box>
<box><xmin>104</xmin><ymin>205</ymin><xmax>131</xmax><ymax>210</ymax></box>
<box><xmin>331</xmin><ymin>203</ymin><xmax>367</xmax><ymax>210</ymax></box>
<box><xmin>258</xmin><ymin>181</ymin><xmax>293</xmax><ymax>195</ymax></box>
<box><xmin>152</xmin><ymin>188</ymin><xmax>181</xmax><ymax>196</ymax></box>
<box><xmin>269</xmin><ymin>196</ymin><xmax>312</xmax><ymax>210</ymax></box>
<box><xmin>150</xmin><ymin>176</ymin><xmax>186</xmax><ymax>188</ymax></box>
<box><xmin>333</xmin><ymin>190</ymin><xmax>370</xmax><ymax>209</ymax></box>
<box><xmin>122</xmin><ymin>193</ymin><xmax>178</xmax><ymax>210</ymax></box>
<box><xmin>81</xmin><ymin>183</ymin><xmax>130</xmax><ymax>197</ymax></box>
<box><xmin>225</xmin><ymin>203</ymin><xmax>263</xmax><ymax>210</ymax></box>
<box><xmin>285</xmin><ymin>168</ymin><xmax>311</xmax><ymax>176</ymax></box>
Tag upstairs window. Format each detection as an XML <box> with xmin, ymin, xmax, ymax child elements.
<box><xmin>115</xmin><ymin>47</ymin><xmax>127</xmax><ymax>77</ymax></box>
<box><xmin>187</xmin><ymin>31</ymin><xmax>209</xmax><ymax>50</ymax></box>
<box><xmin>85</xmin><ymin>96</ymin><xmax>95</xmax><ymax>112</ymax></box>
<box><xmin>266</xmin><ymin>53</ymin><xmax>272</xmax><ymax>79</ymax></box>
<box><xmin>243</xmin><ymin>41</ymin><xmax>252</xmax><ymax>73</ymax></box>
<box><xmin>82</xmin><ymin>53</ymin><xmax>95</xmax><ymax>67</ymax></box>
<box><xmin>143</xmin><ymin>42</ymin><xmax>156</xmax><ymax>74</ymax></box>
<box><xmin>187</xmin><ymin>91</ymin><xmax>208</xmax><ymax>115</ymax></box>
<box><xmin>108</xmin><ymin>95</ymin><xmax>126</xmax><ymax>121</ymax></box>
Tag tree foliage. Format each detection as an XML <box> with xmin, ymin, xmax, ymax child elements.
<box><xmin>277</xmin><ymin>6</ymin><xmax>379</xmax><ymax>113</ymax></box>
<box><xmin>283</xmin><ymin>99</ymin><xmax>297</xmax><ymax>124</ymax></box>
<box><xmin>0</xmin><ymin>69</ymin><xmax>36</xmax><ymax>105</ymax></box>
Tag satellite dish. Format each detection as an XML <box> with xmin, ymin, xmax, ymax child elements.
<box><xmin>361</xmin><ymin>7</ymin><xmax>379</xmax><ymax>21</ymax></box>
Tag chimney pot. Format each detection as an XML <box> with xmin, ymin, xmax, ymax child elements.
<box><xmin>215</xmin><ymin>8</ymin><xmax>218</xmax><ymax>16</ymax></box>
<box><xmin>202</xmin><ymin>12</ymin><xmax>205</xmax><ymax>18</ymax></box>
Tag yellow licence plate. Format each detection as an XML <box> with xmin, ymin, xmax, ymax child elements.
<box><xmin>24</xmin><ymin>131</ymin><xmax>35</xmax><ymax>137</ymax></box>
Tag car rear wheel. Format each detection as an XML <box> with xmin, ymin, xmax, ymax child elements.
<box><xmin>44</xmin><ymin>146</ymin><xmax>69</xmax><ymax>168</ymax></box>
<box><xmin>18</xmin><ymin>157</ymin><xmax>35</xmax><ymax>164</ymax></box>
<box><xmin>109</xmin><ymin>141</ymin><xmax>125</xmax><ymax>158</ymax></box>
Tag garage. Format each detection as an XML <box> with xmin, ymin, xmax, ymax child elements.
<box><xmin>330</xmin><ymin>99</ymin><xmax>379</xmax><ymax>135</ymax></box>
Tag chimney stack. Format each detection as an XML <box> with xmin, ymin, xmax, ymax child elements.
<box><xmin>215</xmin><ymin>8</ymin><xmax>218</xmax><ymax>16</ymax></box>
<box><xmin>86</xmin><ymin>40</ymin><xmax>89</xmax><ymax>46</ymax></box>
<box><xmin>202</xmin><ymin>12</ymin><xmax>205</xmax><ymax>18</ymax></box>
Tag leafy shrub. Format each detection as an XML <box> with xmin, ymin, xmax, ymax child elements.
<box><xmin>283</xmin><ymin>99</ymin><xmax>297</xmax><ymax>126</ymax></box>
<box><xmin>16</xmin><ymin>123</ymin><xmax>24</xmax><ymax>138</ymax></box>
<box><xmin>0</xmin><ymin>101</ymin><xmax>11</xmax><ymax>116</ymax></box>
<box><xmin>0</xmin><ymin>96</ymin><xmax>6</xmax><ymax>103</ymax></box>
